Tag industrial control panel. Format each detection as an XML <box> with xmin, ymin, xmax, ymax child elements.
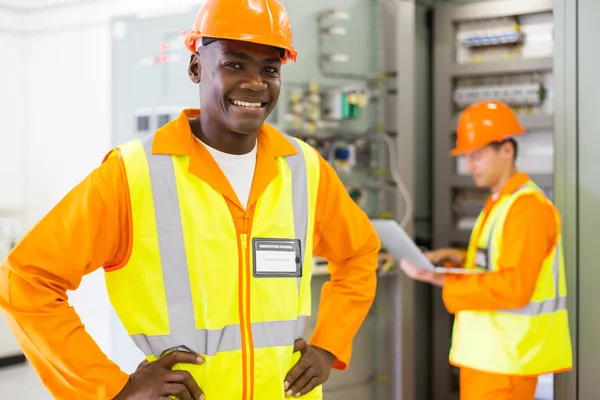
<box><xmin>432</xmin><ymin>1</ymin><xmax>555</xmax><ymax>399</ymax></box>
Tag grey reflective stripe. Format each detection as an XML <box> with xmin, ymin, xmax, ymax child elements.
<box><xmin>485</xmin><ymin>220</ymin><xmax>495</xmax><ymax>272</ymax></box>
<box><xmin>132</xmin><ymin>316</ymin><xmax>310</xmax><ymax>358</ymax></box>
<box><xmin>485</xmin><ymin>184</ymin><xmax>567</xmax><ymax>316</ymax></box>
<box><xmin>502</xmin><ymin>295</ymin><xmax>568</xmax><ymax>316</ymax></box>
<box><xmin>141</xmin><ymin>135</ymin><xmax>196</xmax><ymax>335</ymax></box>
<box><xmin>132</xmin><ymin>134</ymin><xmax>310</xmax><ymax>359</ymax></box>
<box><xmin>280</xmin><ymin>133</ymin><xmax>309</xmax><ymax>294</ymax></box>
<box><xmin>252</xmin><ymin>316</ymin><xmax>309</xmax><ymax>349</ymax></box>
<box><xmin>500</xmin><ymin>248</ymin><xmax>567</xmax><ymax>316</ymax></box>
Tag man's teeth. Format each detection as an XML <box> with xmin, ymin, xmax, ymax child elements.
<box><xmin>232</xmin><ymin>100</ymin><xmax>263</xmax><ymax>108</ymax></box>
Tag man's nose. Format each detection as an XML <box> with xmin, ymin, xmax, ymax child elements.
<box><xmin>240</xmin><ymin>72</ymin><xmax>267</xmax><ymax>91</ymax></box>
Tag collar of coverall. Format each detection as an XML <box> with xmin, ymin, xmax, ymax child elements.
<box><xmin>150</xmin><ymin>108</ymin><xmax>299</xmax><ymax>159</ymax></box>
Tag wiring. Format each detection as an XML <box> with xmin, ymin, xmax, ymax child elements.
<box><xmin>371</xmin><ymin>132</ymin><xmax>413</xmax><ymax>229</ymax></box>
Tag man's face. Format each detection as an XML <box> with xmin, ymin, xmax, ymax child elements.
<box><xmin>464</xmin><ymin>143</ymin><xmax>512</xmax><ymax>188</ymax></box>
<box><xmin>189</xmin><ymin>39</ymin><xmax>282</xmax><ymax>135</ymax></box>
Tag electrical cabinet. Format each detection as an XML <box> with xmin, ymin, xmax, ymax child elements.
<box><xmin>432</xmin><ymin>1</ymin><xmax>555</xmax><ymax>399</ymax></box>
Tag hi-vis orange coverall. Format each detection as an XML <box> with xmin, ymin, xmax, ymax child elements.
<box><xmin>442</xmin><ymin>172</ymin><xmax>556</xmax><ymax>399</ymax></box>
<box><xmin>0</xmin><ymin>110</ymin><xmax>380</xmax><ymax>399</ymax></box>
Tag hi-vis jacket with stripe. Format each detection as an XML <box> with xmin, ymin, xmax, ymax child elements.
<box><xmin>108</xmin><ymin>115</ymin><xmax>321</xmax><ymax>399</ymax></box>
<box><xmin>448</xmin><ymin>178</ymin><xmax>572</xmax><ymax>376</ymax></box>
<box><xmin>0</xmin><ymin>109</ymin><xmax>380</xmax><ymax>400</ymax></box>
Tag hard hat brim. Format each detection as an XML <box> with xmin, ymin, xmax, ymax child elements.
<box><xmin>184</xmin><ymin>31</ymin><xmax>298</xmax><ymax>64</ymax></box>
<box><xmin>449</xmin><ymin>130</ymin><xmax>525</xmax><ymax>156</ymax></box>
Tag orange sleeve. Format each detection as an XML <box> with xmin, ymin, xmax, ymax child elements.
<box><xmin>307</xmin><ymin>151</ymin><xmax>381</xmax><ymax>370</ymax></box>
<box><xmin>442</xmin><ymin>194</ymin><xmax>557</xmax><ymax>313</ymax></box>
<box><xmin>0</xmin><ymin>152</ymin><xmax>131</xmax><ymax>399</ymax></box>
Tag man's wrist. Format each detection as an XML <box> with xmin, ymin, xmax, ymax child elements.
<box><xmin>311</xmin><ymin>345</ymin><xmax>336</xmax><ymax>366</ymax></box>
<box><xmin>112</xmin><ymin>376</ymin><xmax>131</xmax><ymax>400</ymax></box>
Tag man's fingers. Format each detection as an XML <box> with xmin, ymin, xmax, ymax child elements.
<box><xmin>285</xmin><ymin>366</ymin><xmax>316</xmax><ymax>397</ymax></box>
<box><xmin>284</xmin><ymin>360</ymin><xmax>309</xmax><ymax>391</ymax></box>
<box><xmin>295</xmin><ymin>376</ymin><xmax>320</xmax><ymax>397</ymax></box>
<box><xmin>424</xmin><ymin>250</ymin><xmax>445</xmax><ymax>263</ymax></box>
<box><xmin>158</xmin><ymin>351</ymin><xmax>204</xmax><ymax>369</ymax></box>
<box><xmin>400</xmin><ymin>260</ymin><xmax>432</xmax><ymax>281</ymax></box>
<box><xmin>167</xmin><ymin>370</ymin><xmax>204</xmax><ymax>400</ymax></box>
<box><xmin>162</xmin><ymin>383</ymin><xmax>193</xmax><ymax>400</ymax></box>
<box><xmin>293</xmin><ymin>339</ymin><xmax>307</xmax><ymax>353</ymax></box>
<box><xmin>400</xmin><ymin>259</ymin><xmax>419</xmax><ymax>276</ymax></box>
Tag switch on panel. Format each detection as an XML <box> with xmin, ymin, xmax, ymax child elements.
<box><xmin>158</xmin><ymin>114</ymin><xmax>170</xmax><ymax>128</ymax></box>
<box><xmin>137</xmin><ymin>115</ymin><xmax>150</xmax><ymax>132</ymax></box>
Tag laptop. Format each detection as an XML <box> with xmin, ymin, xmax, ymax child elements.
<box><xmin>371</xmin><ymin>219</ymin><xmax>484</xmax><ymax>275</ymax></box>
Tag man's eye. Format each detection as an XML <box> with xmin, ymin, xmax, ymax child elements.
<box><xmin>225</xmin><ymin>62</ymin><xmax>242</xmax><ymax>69</ymax></box>
<box><xmin>264</xmin><ymin>67</ymin><xmax>279</xmax><ymax>74</ymax></box>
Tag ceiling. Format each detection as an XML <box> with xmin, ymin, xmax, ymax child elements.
<box><xmin>0</xmin><ymin>0</ymin><xmax>93</xmax><ymax>11</ymax></box>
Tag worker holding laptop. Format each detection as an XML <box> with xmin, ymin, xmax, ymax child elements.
<box><xmin>400</xmin><ymin>100</ymin><xmax>572</xmax><ymax>400</ymax></box>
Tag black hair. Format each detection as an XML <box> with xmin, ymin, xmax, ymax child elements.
<box><xmin>488</xmin><ymin>138</ymin><xmax>518</xmax><ymax>161</ymax></box>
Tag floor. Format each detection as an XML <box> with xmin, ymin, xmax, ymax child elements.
<box><xmin>0</xmin><ymin>361</ymin><xmax>52</xmax><ymax>399</ymax></box>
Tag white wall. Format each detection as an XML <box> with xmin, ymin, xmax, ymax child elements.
<box><xmin>0</xmin><ymin>0</ymin><xmax>203</xmax><ymax>372</ymax></box>
<box><xmin>0</xmin><ymin>28</ymin><xmax>27</xmax><ymax>210</ymax></box>
<box><xmin>0</xmin><ymin>23</ymin><xmax>28</xmax><ymax>358</ymax></box>
<box><xmin>25</xmin><ymin>22</ymin><xmax>115</xmax><ymax>359</ymax></box>
<box><xmin>0</xmin><ymin>8</ymin><xmax>26</xmax><ymax>33</ymax></box>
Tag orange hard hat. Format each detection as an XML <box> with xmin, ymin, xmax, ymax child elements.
<box><xmin>184</xmin><ymin>0</ymin><xmax>298</xmax><ymax>64</ymax></box>
<box><xmin>450</xmin><ymin>100</ymin><xmax>525</xmax><ymax>156</ymax></box>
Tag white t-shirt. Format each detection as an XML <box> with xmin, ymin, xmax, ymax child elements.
<box><xmin>197</xmin><ymin>137</ymin><xmax>257</xmax><ymax>210</ymax></box>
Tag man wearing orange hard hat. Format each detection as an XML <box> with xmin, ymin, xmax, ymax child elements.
<box><xmin>0</xmin><ymin>1</ymin><xmax>380</xmax><ymax>399</ymax></box>
<box><xmin>400</xmin><ymin>100</ymin><xmax>572</xmax><ymax>399</ymax></box>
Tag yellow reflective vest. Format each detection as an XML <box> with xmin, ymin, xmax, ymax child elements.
<box><xmin>104</xmin><ymin>130</ymin><xmax>323</xmax><ymax>399</ymax></box>
<box><xmin>449</xmin><ymin>180</ymin><xmax>572</xmax><ymax>376</ymax></box>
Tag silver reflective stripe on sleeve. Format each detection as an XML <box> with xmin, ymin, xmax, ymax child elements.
<box><xmin>131</xmin><ymin>134</ymin><xmax>310</xmax><ymax>359</ymax></box>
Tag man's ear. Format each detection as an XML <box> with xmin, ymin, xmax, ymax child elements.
<box><xmin>188</xmin><ymin>53</ymin><xmax>201</xmax><ymax>84</ymax></box>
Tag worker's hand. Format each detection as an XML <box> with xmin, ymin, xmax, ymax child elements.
<box><xmin>113</xmin><ymin>351</ymin><xmax>205</xmax><ymax>400</ymax></box>
<box><xmin>284</xmin><ymin>339</ymin><xmax>335</xmax><ymax>397</ymax></box>
<box><xmin>424</xmin><ymin>247</ymin><xmax>465</xmax><ymax>267</ymax></box>
<box><xmin>400</xmin><ymin>258</ymin><xmax>445</xmax><ymax>287</ymax></box>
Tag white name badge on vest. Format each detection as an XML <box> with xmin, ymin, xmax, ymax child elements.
<box><xmin>474</xmin><ymin>247</ymin><xmax>489</xmax><ymax>270</ymax></box>
<box><xmin>252</xmin><ymin>239</ymin><xmax>303</xmax><ymax>278</ymax></box>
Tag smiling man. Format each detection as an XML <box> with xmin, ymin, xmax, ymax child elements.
<box><xmin>0</xmin><ymin>1</ymin><xmax>380</xmax><ymax>399</ymax></box>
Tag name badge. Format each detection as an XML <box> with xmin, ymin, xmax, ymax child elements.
<box><xmin>252</xmin><ymin>238</ymin><xmax>303</xmax><ymax>278</ymax></box>
<box><xmin>474</xmin><ymin>247</ymin><xmax>488</xmax><ymax>270</ymax></box>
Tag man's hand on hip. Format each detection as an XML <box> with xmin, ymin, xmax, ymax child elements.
<box><xmin>113</xmin><ymin>351</ymin><xmax>205</xmax><ymax>400</ymax></box>
<box><xmin>284</xmin><ymin>339</ymin><xmax>335</xmax><ymax>397</ymax></box>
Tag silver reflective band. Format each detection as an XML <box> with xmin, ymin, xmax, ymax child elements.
<box><xmin>141</xmin><ymin>135</ymin><xmax>196</xmax><ymax>336</ymax></box>
<box><xmin>133</xmin><ymin>133</ymin><xmax>310</xmax><ymax>358</ymax></box>
<box><xmin>487</xmin><ymin>184</ymin><xmax>567</xmax><ymax>317</ymax></box>
<box><xmin>132</xmin><ymin>316</ymin><xmax>310</xmax><ymax>358</ymax></box>
<box><xmin>501</xmin><ymin>295</ymin><xmax>568</xmax><ymax>316</ymax></box>
<box><xmin>281</xmin><ymin>133</ymin><xmax>309</xmax><ymax>294</ymax></box>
